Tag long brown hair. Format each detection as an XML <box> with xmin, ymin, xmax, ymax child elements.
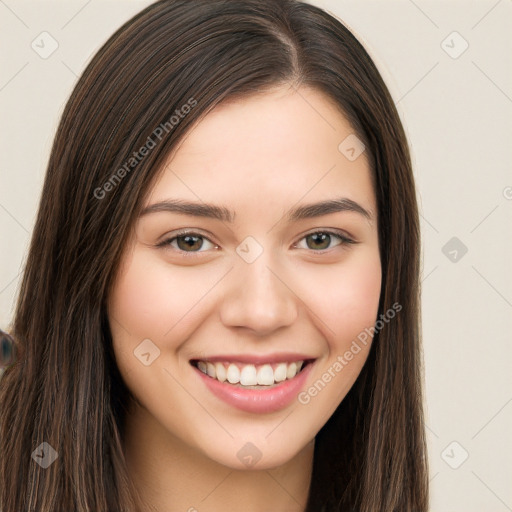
<box><xmin>0</xmin><ymin>0</ymin><xmax>428</xmax><ymax>510</ymax></box>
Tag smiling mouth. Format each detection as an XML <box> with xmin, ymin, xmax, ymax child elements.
<box><xmin>190</xmin><ymin>359</ymin><xmax>314</xmax><ymax>389</ymax></box>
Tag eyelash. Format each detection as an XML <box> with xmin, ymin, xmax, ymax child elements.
<box><xmin>156</xmin><ymin>229</ymin><xmax>357</xmax><ymax>257</ymax></box>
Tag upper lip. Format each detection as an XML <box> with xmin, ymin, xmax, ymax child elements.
<box><xmin>190</xmin><ymin>353</ymin><xmax>316</xmax><ymax>365</ymax></box>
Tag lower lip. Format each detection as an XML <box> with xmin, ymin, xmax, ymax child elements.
<box><xmin>192</xmin><ymin>361</ymin><xmax>315</xmax><ymax>414</ymax></box>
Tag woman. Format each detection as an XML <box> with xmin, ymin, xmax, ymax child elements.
<box><xmin>0</xmin><ymin>0</ymin><xmax>428</xmax><ymax>510</ymax></box>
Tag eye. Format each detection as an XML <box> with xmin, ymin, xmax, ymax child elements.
<box><xmin>294</xmin><ymin>230</ymin><xmax>355</xmax><ymax>251</ymax></box>
<box><xmin>156</xmin><ymin>228</ymin><xmax>356</xmax><ymax>257</ymax></box>
<box><xmin>157</xmin><ymin>230</ymin><xmax>218</xmax><ymax>254</ymax></box>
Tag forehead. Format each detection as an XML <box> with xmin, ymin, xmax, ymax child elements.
<box><xmin>145</xmin><ymin>86</ymin><xmax>375</xmax><ymax>218</ymax></box>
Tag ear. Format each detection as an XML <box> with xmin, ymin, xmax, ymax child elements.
<box><xmin>0</xmin><ymin>329</ymin><xmax>15</xmax><ymax>370</ymax></box>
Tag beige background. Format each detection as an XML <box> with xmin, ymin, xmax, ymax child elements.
<box><xmin>1</xmin><ymin>1</ymin><xmax>511</xmax><ymax>510</ymax></box>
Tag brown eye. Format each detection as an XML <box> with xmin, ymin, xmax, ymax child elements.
<box><xmin>295</xmin><ymin>230</ymin><xmax>355</xmax><ymax>252</ymax></box>
<box><xmin>305</xmin><ymin>232</ymin><xmax>332</xmax><ymax>250</ymax></box>
<box><xmin>176</xmin><ymin>234</ymin><xmax>204</xmax><ymax>252</ymax></box>
<box><xmin>157</xmin><ymin>230</ymin><xmax>217</xmax><ymax>255</ymax></box>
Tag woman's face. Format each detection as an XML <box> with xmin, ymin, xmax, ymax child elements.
<box><xmin>108</xmin><ymin>85</ymin><xmax>381</xmax><ymax>469</ymax></box>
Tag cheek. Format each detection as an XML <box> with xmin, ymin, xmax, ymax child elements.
<box><xmin>107</xmin><ymin>248</ymin><xmax>218</xmax><ymax>367</ymax></box>
<box><xmin>334</xmin><ymin>258</ymin><xmax>381</xmax><ymax>332</ymax></box>
<box><xmin>299</xmin><ymin>250</ymin><xmax>382</xmax><ymax>348</ymax></box>
<box><xmin>110</xmin><ymin>249</ymin><xmax>203</xmax><ymax>335</ymax></box>
<box><xmin>109</xmin><ymin>258</ymin><xmax>170</xmax><ymax>341</ymax></box>
<box><xmin>295</xmin><ymin>252</ymin><xmax>381</xmax><ymax>415</ymax></box>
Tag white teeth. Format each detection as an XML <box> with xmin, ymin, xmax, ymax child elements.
<box><xmin>226</xmin><ymin>363</ymin><xmax>240</xmax><ymax>384</ymax></box>
<box><xmin>256</xmin><ymin>364</ymin><xmax>274</xmax><ymax>385</ymax></box>
<box><xmin>240</xmin><ymin>365</ymin><xmax>257</xmax><ymax>386</ymax></box>
<box><xmin>206</xmin><ymin>362</ymin><xmax>216</xmax><ymax>378</ymax></box>
<box><xmin>215</xmin><ymin>362</ymin><xmax>227</xmax><ymax>382</ymax></box>
<box><xmin>274</xmin><ymin>363</ymin><xmax>287</xmax><ymax>382</ymax></box>
<box><xmin>195</xmin><ymin>359</ymin><xmax>307</xmax><ymax>386</ymax></box>
<box><xmin>286</xmin><ymin>362</ymin><xmax>297</xmax><ymax>379</ymax></box>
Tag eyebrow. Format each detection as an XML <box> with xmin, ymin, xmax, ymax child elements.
<box><xmin>139</xmin><ymin>197</ymin><xmax>372</xmax><ymax>222</ymax></box>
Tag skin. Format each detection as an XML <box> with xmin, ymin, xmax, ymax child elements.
<box><xmin>108</xmin><ymin>85</ymin><xmax>382</xmax><ymax>512</ymax></box>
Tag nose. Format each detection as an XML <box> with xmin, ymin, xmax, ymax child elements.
<box><xmin>219</xmin><ymin>256</ymin><xmax>298</xmax><ymax>336</ymax></box>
